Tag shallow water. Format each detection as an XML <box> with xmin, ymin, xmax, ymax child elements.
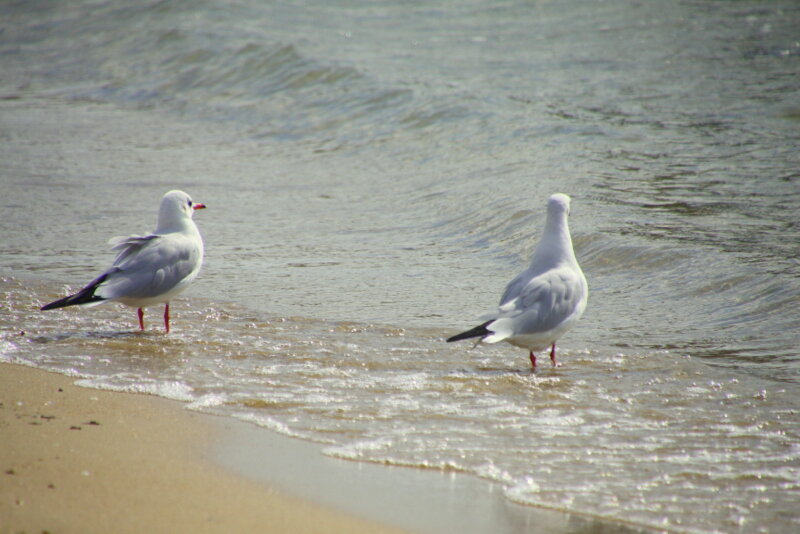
<box><xmin>2</xmin><ymin>1</ymin><xmax>799</xmax><ymax>532</ymax></box>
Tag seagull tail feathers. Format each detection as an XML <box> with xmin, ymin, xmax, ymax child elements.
<box><xmin>41</xmin><ymin>272</ymin><xmax>110</xmax><ymax>311</ymax></box>
<box><xmin>446</xmin><ymin>320</ymin><xmax>493</xmax><ymax>343</ymax></box>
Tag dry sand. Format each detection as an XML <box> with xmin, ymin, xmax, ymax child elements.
<box><xmin>0</xmin><ymin>362</ymin><xmax>408</xmax><ymax>534</ymax></box>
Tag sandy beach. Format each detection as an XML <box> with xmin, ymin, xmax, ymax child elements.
<box><xmin>0</xmin><ymin>362</ymin><xmax>408</xmax><ymax>534</ymax></box>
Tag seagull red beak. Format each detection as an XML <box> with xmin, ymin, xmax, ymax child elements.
<box><xmin>193</xmin><ymin>203</ymin><xmax>206</xmax><ymax>210</ymax></box>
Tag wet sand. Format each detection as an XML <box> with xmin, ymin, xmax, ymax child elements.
<box><xmin>0</xmin><ymin>362</ymin><xmax>409</xmax><ymax>534</ymax></box>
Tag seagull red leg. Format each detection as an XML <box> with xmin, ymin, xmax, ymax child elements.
<box><xmin>164</xmin><ymin>303</ymin><xmax>170</xmax><ymax>334</ymax></box>
<box><xmin>550</xmin><ymin>343</ymin><xmax>557</xmax><ymax>367</ymax></box>
<box><xmin>137</xmin><ymin>308</ymin><xmax>145</xmax><ymax>331</ymax></box>
<box><xmin>529</xmin><ymin>351</ymin><xmax>537</xmax><ymax>368</ymax></box>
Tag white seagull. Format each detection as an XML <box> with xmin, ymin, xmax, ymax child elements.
<box><xmin>447</xmin><ymin>193</ymin><xmax>588</xmax><ymax>368</ymax></box>
<box><xmin>41</xmin><ymin>190</ymin><xmax>206</xmax><ymax>333</ymax></box>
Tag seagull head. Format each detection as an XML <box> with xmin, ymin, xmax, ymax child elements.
<box><xmin>157</xmin><ymin>190</ymin><xmax>205</xmax><ymax>231</ymax></box>
<box><xmin>547</xmin><ymin>193</ymin><xmax>571</xmax><ymax>217</ymax></box>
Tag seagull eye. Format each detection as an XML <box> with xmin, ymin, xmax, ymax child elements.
<box><xmin>187</xmin><ymin>200</ymin><xmax>192</xmax><ymax>207</ymax></box>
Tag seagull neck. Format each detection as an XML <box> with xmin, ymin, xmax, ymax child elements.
<box><xmin>529</xmin><ymin>214</ymin><xmax>576</xmax><ymax>269</ymax></box>
<box><xmin>155</xmin><ymin>216</ymin><xmax>196</xmax><ymax>235</ymax></box>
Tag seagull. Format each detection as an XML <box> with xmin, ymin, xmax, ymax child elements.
<box><xmin>446</xmin><ymin>193</ymin><xmax>588</xmax><ymax>368</ymax></box>
<box><xmin>41</xmin><ymin>190</ymin><xmax>206</xmax><ymax>333</ymax></box>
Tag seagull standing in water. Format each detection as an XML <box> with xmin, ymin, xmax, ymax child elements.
<box><xmin>447</xmin><ymin>193</ymin><xmax>588</xmax><ymax>368</ymax></box>
<box><xmin>41</xmin><ymin>190</ymin><xmax>206</xmax><ymax>333</ymax></box>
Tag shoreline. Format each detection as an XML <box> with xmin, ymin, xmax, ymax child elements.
<box><xmin>1</xmin><ymin>362</ymin><xmax>647</xmax><ymax>534</ymax></box>
<box><xmin>214</xmin><ymin>415</ymin><xmax>652</xmax><ymax>534</ymax></box>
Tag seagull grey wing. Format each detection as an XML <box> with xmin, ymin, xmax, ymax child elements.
<box><xmin>498</xmin><ymin>268</ymin><xmax>534</xmax><ymax>306</ymax></box>
<box><xmin>98</xmin><ymin>234</ymin><xmax>202</xmax><ymax>300</ymax></box>
<box><xmin>514</xmin><ymin>269</ymin><xmax>585</xmax><ymax>334</ymax></box>
<box><xmin>109</xmin><ymin>234</ymin><xmax>160</xmax><ymax>266</ymax></box>
<box><xmin>477</xmin><ymin>268</ymin><xmax>540</xmax><ymax>322</ymax></box>
<box><xmin>487</xmin><ymin>268</ymin><xmax>584</xmax><ymax>341</ymax></box>
<box><xmin>481</xmin><ymin>277</ymin><xmax>550</xmax><ymax>342</ymax></box>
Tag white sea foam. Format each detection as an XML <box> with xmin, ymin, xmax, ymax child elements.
<box><xmin>187</xmin><ymin>393</ymin><xmax>229</xmax><ymax>410</ymax></box>
<box><xmin>231</xmin><ymin>411</ymin><xmax>302</xmax><ymax>440</ymax></box>
<box><xmin>74</xmin><ymin>376</ymin><xmax>195</xmax><ymax>402</ymax></box>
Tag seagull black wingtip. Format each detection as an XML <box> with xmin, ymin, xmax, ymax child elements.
<box><xmin>446</xmin><ymin>320</ymin><xmax>492</xmax><ymax>343</ymax></box>
<box><xmin>40</xmin><ymin>272</ymin><xmax>110</xmax><ymax>311</ymax></box>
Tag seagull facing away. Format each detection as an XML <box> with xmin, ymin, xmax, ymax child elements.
<box><xmin>447</xmin><ymin>193</ymin><xmax>588</xmax><ymax>368</ymax></box>
<box><xmin>41</xmin><ymin>190</ymin><xmax>206</xmax><ymax>333</ymax></box>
